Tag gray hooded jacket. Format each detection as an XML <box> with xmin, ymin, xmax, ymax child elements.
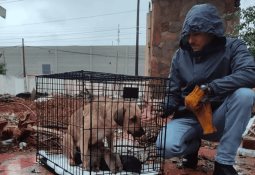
<box><xmin>164</xmin><ymin>3</ymin><xmax>255</xmax><ymax>117</ymax></box>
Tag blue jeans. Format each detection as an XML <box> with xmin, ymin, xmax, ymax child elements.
<box><xmin>156</xmin><ymin>88</ymin><xmax>255</xmax><ymax>165</ymax></box>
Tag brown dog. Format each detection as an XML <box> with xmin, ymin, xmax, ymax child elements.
<box><xmin>63</xmin><ymin>97</ymin><xmax>145</xmax><ymax>172</ymax></box>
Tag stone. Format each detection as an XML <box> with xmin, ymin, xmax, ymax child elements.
<box><xmin>242</xmin><ymin>136</ymin><xmax>255</xmax><ymax>150</ymax></box>
<box><xmin>168</xmin><ymin>21</ymin><xmax>182</xmax><ymax>33</ymax></box>
<box><xmin>161</xmin><ymin>31</ymin><xmax>178</xmax><ymax>41</ymax></box>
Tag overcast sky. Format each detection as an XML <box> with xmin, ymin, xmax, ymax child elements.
<box><xmin>0</xmin><ymin>0</ymin><xmax>151</xmax><ymax>46</ymax></box>
<box><xmin>0</xmin><ymin>0</ymin><xmax>253</xmax><ymax>47</ymax></box>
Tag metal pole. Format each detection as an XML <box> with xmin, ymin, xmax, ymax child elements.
<box><xmin>0</xmin><ymin>6</ymin><xmax>6</xmax><ymax>19</ymax></box>
<box><xmin>116</xmin><ymin>24</ymin><xmax>120</xmax><ymax>73</ymax></box>
<box><xmin>135</xmin><ymin>0</ymin><xmax>140</xmax><ymax>76</ymax></box>
<box><xmin>22</xmin><ymin>38</ymin><xmax>26</xmax><ymax>77</ymax></box>
<box><xmin>22</xmin><ymin>38</ymin><xmax>27</xmax><ymax>92</ymax></box>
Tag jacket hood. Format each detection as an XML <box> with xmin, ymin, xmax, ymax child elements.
<box><xmin>180</xmin><ymin>4</ymin><xmax>225</xmax><ymax>50</ymax></box>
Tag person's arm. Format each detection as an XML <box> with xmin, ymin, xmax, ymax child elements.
<box><xmin>141</xmin><ymin>52</ymin><xmax>183</xmax><ymax>122</ymax></box>
<box><xmin>208</xmin><ymin>39</ymin><xmax>255</xmax><ymax>96</ymax></box>
<box><xmin>161</xmin><ymin>52</ymin><xmax>182</xmax><ymax>118</ymax></box>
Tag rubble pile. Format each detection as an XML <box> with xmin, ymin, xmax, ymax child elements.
<box><xmin>0</xmin><ymin>94</ymin><xmax>86</xmax><ymax>152</ymax></box>
<box><xmin>0</xmin><ymin>92</ymin><xmax>255</xmax><ymax>152</ymax></box>
<box><xmin>0</xmin><ymin>94</ymin><xmax>37</xmax><ymax>152</ymax></box>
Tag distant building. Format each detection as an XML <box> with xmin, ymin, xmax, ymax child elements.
<box><xmin>0</xmin><ymin>45</ymin><xmax>145</xmax><ymax>77</ymax></box>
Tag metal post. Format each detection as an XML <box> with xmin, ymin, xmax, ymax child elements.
<box><xmin>135</xmin><ymin>0</ymin><xmax>140</xmax><ymax>76</ymax></box>
<box><xmin>0</xmin><ymin>6</ymin><xmax>6</xmax><ymax>19</ymax></box>
<box><xmin>22</xmin><ymin>38</ymin><xmax>26</xmax><ymax>78</ymax></box>
<box><xmin>22</xmin><ymin>38</ymin><xmax>27</xmax><ymax>91</ymax></box>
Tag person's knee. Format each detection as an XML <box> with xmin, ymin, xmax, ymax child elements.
<box><xmin>232</xmin><ymin>88</ymin><xmax>254</xmax><ymax>105</ymax></box>
<box><xmin>166</xmin><ymin>145</ymin><xmax>184</xmax><ymax>158</ymax></box>
<box><xmin>157</xmin><ymin>140</ymin><xmax>184</xmax><ymax>158</ymax></box>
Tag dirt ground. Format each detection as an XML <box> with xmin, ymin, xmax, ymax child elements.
<box><xmin>163</xmin><ymin>146</ymin><xmax>255</xmax><ymax>175</ymax></box>
<box><xmin>0</xmin><ymin>94</ymin><xmax>255</xmax><ymax>175</ymax></box>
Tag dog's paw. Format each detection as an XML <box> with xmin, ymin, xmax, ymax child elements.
<box><xmin>115</xmin><ymin>154</ymin><xmax>123</xmax><ymax>172</ymax></box>
<box><xmin>86</xmin><ymin>165</ymin><xmax>100</xmax><ymax>172</ymax></box>
<box><xmin>91</xmin><ymin>166</ymin><xmax>100</xmax><ymax>172</ymax></box>
<box><xmin>88</xmin><ymin>161</ymin><xmax>100</xmax><ymax>172</ymax></box>
<box><xmin>115</xmin><ymin>163</ymin><xmax>123</xmax><ymax>173</ymax></box>
<box><xmin>109</xmin><ymin>166</ymin><xmax>123</xmax><ymax>174</ymax></box>
<box><xmin>69</xmin><ymin>159</ymin><xmax>76</xmax><ymax>166</ymax></box>
<box><xmin>81</xmin><ymin>161</ymin><xmax>90</xmax><ymax>170</ymax></box>
<box><xmin>108</xmin><ymin>161</ymin><xmax>123</xmax><ymax>173</ymax></box>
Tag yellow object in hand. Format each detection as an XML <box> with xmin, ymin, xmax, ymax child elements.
<box><xmin>185</xmin><ymin>85</ymin><xmax>217</xmax><ymax>134</ymax></box>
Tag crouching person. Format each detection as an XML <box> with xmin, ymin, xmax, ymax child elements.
<box><xmin>142</xmin><ymin>3</ymin><xmax>255</xmax><ymax>175</ymax></box>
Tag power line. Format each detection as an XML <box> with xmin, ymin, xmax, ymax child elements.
<box><xmin>0</xmin><ymin>30</ymin><xmax>146</xmax><ymax>43</ymax></box>
<box><xmin>0</xmin><ymin>0</ymin><xmax>24</xmax><ymax>4</ymax></box>
<box><xmin>24</xmin><ymin>34</ymin><xmax>146</xmax><ymax>45</ymax></box>
<box><xmin>0</xmin><ymin>26</ymin><xmax>147</xmax><ymax>46</ymax></box>
<box><xmin>0</xmin><ymin>1</ymin><xmax>150</xmax><ymax>46</ymax></box>
<box><xmin>0</xmin><ymin>26</ymin><xmax>146</xmax><ymax>38</ymax></box>
<box><xmin>26</xmin><ymin>46</ymin><xmax>144</xmax><ymax>59</ymax></box>
<box><xmin>0</xmin><ymin>46</ymin><xmax>19</xmax><ymax>49</ymax></box>
<box><xmin>1</xmin><ymin>9</ymin><xmax>138</xmax><ymax>28</ymax></box>
<box><xmin>0</xmin><ymin>36</ymin><xmax>147</xmax><ymax>46</ymax></box>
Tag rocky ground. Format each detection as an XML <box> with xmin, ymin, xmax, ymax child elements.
<box><xmin>0</xmin><ymin>94</ymin><xmax>254</xmax><ymax>175</ymax></box>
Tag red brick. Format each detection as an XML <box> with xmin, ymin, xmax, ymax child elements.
<box><xmin>242</xmin><ymin>136</ymin><xmax>255</xmax><ymax>150</ymax></box>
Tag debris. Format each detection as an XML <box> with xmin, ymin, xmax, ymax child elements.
<box><xmin>0</xmin><ymin>139</ymin><xmax>13</xmax><ymax>146</ymax></box>
<box><xmin>0</xmin><ymin>119</ymin><xmax>8</xmax><ymax>135</ymax></box>
<box><xmin>0</xmin><ymin>94</ymin><xmax>15</xmax><ymax>102</ymax></box>
<box><xmin>0</xmin><ymin>93</ymin><xmax>255</xmax><ymax>175</ymax></box>
<box><xmin>19</xmin><ymin>142</ymin><xmax>27</xmax><ymax>150</ymax></box>
<box><xmin>238</xmin><ymin>147</ymin><xmax>255</xmax><ymax>157</ymax></box>
<box><xmin>16</xmin><ymin>92</ymin><xmax>32</xmax><ymax>99</ymax></box>
<box><xmin>0</xmin><ymin>95</ymin><xmax>36</xmax><ymax>152</ymax></box>
<box><xmin>1</xmin><ymin>124</ymin><xmax>21</xmax><ymax>141</ymax></box>
<box><xmin>243</xmin><ymin>116</ymin><xmax>255</xmax><ymax>138</ymax></box>
<box><xmin>31</xmin><ymin>169</ymin><xmax>41</xmax><ymax>173</ymax></box>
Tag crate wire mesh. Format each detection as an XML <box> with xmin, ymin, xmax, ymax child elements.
<box><xmin>36</xmin><ymin>70</ymin><xmax>168</xmax><ymax>175</ymax></box>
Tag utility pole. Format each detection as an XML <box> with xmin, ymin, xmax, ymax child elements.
<box><xmin>0</xmin><ymin>6</ymin><xmax>6</xmax><ymax>19</ymax></box>
<box><xmin>2</xmin><ymin>51</ymin><xmax>6</xmax><ymax>66</ymax></box>
<box><xmin>22</xmin><ymin>38</ymin><xmax>27</xmax><ymax>92</ymax></box>
<box><xmin>135</xmin><ymin>0</ymin><xmax>140</xmax><ymax>76</ymax></box>
<box><xmin>117</xmin><ymin>24</ymin><xmax>120</xmax><ymax>46</ymax></box>
<box><xmin>22</xmin><ymin>38</ymin><xmax>26</xmax><ymax>77</ymax></box>
<box><xmin>116</xmin><ymin>24</ymin><xmax>120</xmax><ymax>73</ymax></box>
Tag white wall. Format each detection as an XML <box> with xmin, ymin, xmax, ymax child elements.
<box><xmin>0</xmin><ymin>75</ymin><xmax>35</xmax><ymax>95</ymax></box>
<box><xmin>0</xmin><ymin>45</ymin><xmax>145</xmax><ymax>77</ymax></box>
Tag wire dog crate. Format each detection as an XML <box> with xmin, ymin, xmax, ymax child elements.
<box><xmin>36</xmin><ymin>70</ymin><xmax>168</xmax><ymax>175</ymax></box>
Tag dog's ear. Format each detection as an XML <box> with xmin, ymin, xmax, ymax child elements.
<box><xmin>114</xmin><ymin>108</ymin><xmax>126</xmax><ymax>126</ymax></box>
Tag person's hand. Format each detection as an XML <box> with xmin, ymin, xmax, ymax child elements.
<box><xmin>142</xmin><ymin>103</ymin><xmax>174</xmax><ymax>123</ymax></box>
<box><xmin>200</xmin><ymin>84</ymin><xmax>213</xmax><ymax>96</ymax></box>
<box><xmin>185</xmin><ymin>85</ymin><xmax>216</xmax><ymax>134</ymax></box>
<box><xmin>185</xmin><ymin>85</ymin><xmax>205</xmax><ymax>110</ymax></box>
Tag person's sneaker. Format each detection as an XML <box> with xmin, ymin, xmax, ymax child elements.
<box><xmin>213</xmin><ymin>161</ymin><xmax>238</xmax><ymax>175</ymax></box>
<box><xmin>181</xmin><ymin>140</ymin><xmax>201</xmax><ymax>169</ymax></box>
